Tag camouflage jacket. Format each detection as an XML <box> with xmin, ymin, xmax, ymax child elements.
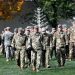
<box><xmin>31</xmin><ymin>32</ymin><xmax>43</xmax><ymax>50</ymax></box>
<box><xmin>69</xmin><ymin>26</ymin><xmax>75</xmax><ymax>43</ymax></box>
<box><xmin>12</xmin><ymin>33</ymin><xmax>26</xmax><ymax>50</ymax></box>
<box><xmin>53</xmin><ymin>31</ymin><xmax>66</xmax><ymax>49</ymax></box>
<box><xmin>42</xmin><ymin>33</ymin><xmax>53</xmax><ymax>50</ymax></box>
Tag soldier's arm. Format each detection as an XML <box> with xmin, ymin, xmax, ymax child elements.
<box><xmin>40</xmin><ymin>34</ymin><xmax>43</xmax><ymax>49</ymax></box>
<box><xmin>52</xmin><ymin>32</ymin><xmax>56</xmax><ymax>47</ymax></box>
<box><xmin>64</xmin><ymin>33</ymin><xmax>69</xmax><ymax>45</ymax></box>
<box><xmin>11</xmin><ymin>35</ymin><xmax>16</xmax><ymax>48</ymax></box>
<box><xmin>50</xmin><ymin>34</ymin><xmax>53</xmax><ymax>48</ymax></box>
<box><xmin>40</xmin><ymin>33</ymin><xmax>43</xmax><ymax>44</ymax></box>
<box><xmin>69</xmin><ymin>28</ymin><xmax>73</xmax><ymax>43</ymax></box>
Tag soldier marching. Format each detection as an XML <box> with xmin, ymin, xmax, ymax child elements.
<box><xmin>0</xmin><ymin>19</ymin><xmax>75</xmax><ymax>72</ymax></box>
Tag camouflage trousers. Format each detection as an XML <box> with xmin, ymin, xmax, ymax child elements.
<box><xmin>50</xmin><ymin>46</ymin><xmax>56</xmax><ymax>59</ymax></box>
<box><xmin>56</xmin><ymin>46</ymin><xmax>66</xmax><ymax>67</ymax></box>
<box><xmin>31</xmin><ymin>49</ymin><xmax>42</xmax><ymax>70</ymax></box>
<box><xmin>69</xmin><ymin>42</ymin><xmax>75</xmax><ymax>60</ymax></box>
<box><xmin>65</xmin><ymin>45</ymin><xmax>69</xmax><ymax>58</ymax></box>
<box><xmin>15</xmin><ymin>48</ymin><xmax>25</xmax><ymax>69</ymax></box>
<box><xmin>45</xmin><ymin>46</ymin><xmax>51</xmax><ymax>68</ymax></box>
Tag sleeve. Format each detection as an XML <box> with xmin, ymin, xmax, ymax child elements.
<box><xmin>11</xmin><ymin>35</ymin><xmax>16</xmax><ymax>47</ymax></box>
<box><xmin>65</xmin><ymin>33</ymin><xmax>69</xmax><ymax>45</ymax></box>
<box><xmin>52</xmin><ymin>32</ymin><xmax>56</xmax><ymax>47</ymax></box>
<box><xmin>50</xmin><ymin>34</ymin><xmax>53</xmax><ymax>48</ymax></box>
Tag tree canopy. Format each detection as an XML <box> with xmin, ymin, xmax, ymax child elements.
<box><xmin>38</xmin><ymin>0</ymin><xmax>75</xmax><ymax>27</ymax></box>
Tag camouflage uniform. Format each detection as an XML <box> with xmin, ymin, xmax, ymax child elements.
<box><xmin>64</xmin><ymin>32</ymin><xmax>70</xmax><ymax>59</ymax></box>
<box><xmin>42</xmin><ymin>31</ymin><xmax>52</xmax><ymax>68</ymax></box>
<box><xmin>50</xmin><ymin>28</ymin><xmax>56</xmax><ymax>59</ymax></box>
<box><xmin>25</xmin><ymin>29</ymin><xmax>31</xmax><ymax>66</ymax></box>
<box><xmin>69</xmin><ymin>26</ymin><xmax>75</xmax><ymax>60</ymax></box>
<box><xmin>53</xmin><ymin>30</ymin><xmax>66</xmax><ymax>67</ymax></box>
<box><xmin>12</xmin><ymin>30</ymin><xmax>26</xmax><ymax>69</ymax></box>
<box><xmin>31</xmin><ymin>31</ymin><xmax>42</xmax><ymax>71</ymax></box>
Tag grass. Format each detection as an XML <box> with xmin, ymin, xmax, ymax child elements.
<box><xmin>0</xmin><ymin>55</ymin><xmax>75</xmax><ymax>75</ymax></box>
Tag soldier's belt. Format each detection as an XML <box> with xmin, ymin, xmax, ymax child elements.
<box><xmin>15</xmin><ymin>45</ymin><xmax>26</xmax><ymax>50</ymax></box>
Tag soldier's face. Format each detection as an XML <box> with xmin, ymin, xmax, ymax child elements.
<box><xmin>39</xmin><ymin>28</ymin><xmax>42</xmax><ymax>32</ymax></box>
<box><xmin>58</xmin><ymin>27</ymin><xmax>61</xmax><ymax>31</ymax></box>
<box><xmin>34</xmin><ymin>28</ymin><xmax>39</xmax><ymax>33</ymax></box>
<box><xmin>18</xmin><ymin>30</ymin><xmax>23</xmax><ymax>34</ymax></box>
<box><xmin>52</xmin><ymin>28</ymin><xmax>55</xmax><ymax>32</ymax></box>
<box><xmin>63</xmin><ymin>28</ymin><xmax>66</xmax><ymax>31</ymax></box>
<box><xmin>30</xmin><ymin>28</ymin><xmax>34</xmax><ymax>32</ymax></box>
<box><xmin>26</xmin><ymin>30</ymin><xmax>30</xmax><ymax>35</ymax></box>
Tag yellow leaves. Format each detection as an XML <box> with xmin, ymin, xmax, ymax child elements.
<box><xmin>0</xmin><ymin>0</ymin><xmax>24</xmax><ymax>19</ymax></box>
<box><xmin>16</xmin><ymin>0</ymin><xmax>24</xmax><ymax>11</ymax></box>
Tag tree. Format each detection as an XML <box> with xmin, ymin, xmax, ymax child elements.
<box><xmin>31</xmin><ymin>7</ymin><xmax>50</xmax><ymax>30</ymax></box>
<box><xmin>38</xmin><ymin>0</ymin><xmax>75</xmax><ymax>28</ymax></box>
<box><xmin>0</xmin><ymin>0</ymin><xmax>24</xmax><ymax>19</ymax></box>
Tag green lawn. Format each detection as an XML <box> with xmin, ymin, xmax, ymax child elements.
<box><xmin>0</xmin><ymin>55</ymin><xmax>75</xmax><ymax>75</ymax></box>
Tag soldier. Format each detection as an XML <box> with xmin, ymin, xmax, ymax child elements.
<box><xmin>53</xmin><ymin>25</ymin><xmax>66</xmax><ymax>67</ymax></box>
<box><xmin>25</xmin><ymin>27</ymin><xmax>32</xmax><ymax>67</ymax></box>
<box><xmin>2</xmin><ymin>27</ymin><xmax>14</xmax><ymax>61</ymax></box>
<box><xmin>11</xmin><ymin>28</ymin><xmax>26</xmax><ymax>69</ymax></box>
<box><xmin>31</xmin><ymin>26</ymin><xmax>43</xmax><ymax>72</ymax></box>
<box><xmin>30</xmin><ymin>26</ymin><xmax>34</xmax><ymax>36</ymax></box>
<box><xmin>69</xmin><ymin>20</ymin><xmax>75</xmax><ymax>61</ymax></box>
<box><xmin>1</xmin><ymin>28</ymin><xmax>7</xmax><ymax>55</ymax></box>
<box><xmin>42</xmin><ymin>28</ymin><xmax>52</xmax><ymax>68</ymax></box>
<box><xmin>50</xmin><ymin>28</ymin><xmax>56</xmax><ymax>59</ymax></box>
<box><xmin>13</xmin><ymin>28</ymin><xmax>18</xmax><ymax>59</ymax></box>
<box><xmin>62</xmin><ymin>24</ymin><xmax>70</xmax><ymax>59</ymax></box>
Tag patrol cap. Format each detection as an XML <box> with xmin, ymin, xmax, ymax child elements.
<box><xmin>26</xmin><ymin>26</ymin><xmax>31</xmax><ymax>29</ymax></box>
<box><xmin>6</xmin><ymin>27</ymin><xmax>11</xmax><ymax>30</ymax></box>
<box><xmin>42</xmin><ymin>28</ymin><xmax>46</xmax><ymax>32</ymax></box>
<box><xmin>18</xmin><ymin>27</ymin><xmax>23</xmax><ymax>31</ymax></box>
<box><xmin>52</xmin><ymin>27</ymin><xmax>55</xmax><ymax>30</ymax></box>
<box><xmin>31</xmin><ymin>26</ymin><xmax>34</xmax><ymax>29</ymax></box>
<box><xmin>57</xmin><ymin>24</ymin><xmax>62</xmax><ymax>28</ymax></box>
<box><xmin>26</xmin><ymin>28</ymin><xmax>30</xmax><ymax>31</ymax></box>
<box><xmin>52</xmin><ymin>28</ymin><xmax>55</xmax><ymax>31</ymax></box>
<box><xmin>34</xmin><ymin>25</ymin><xmax>39</xmax><ymax>29</ymax></box>
<box><xmin>62</xmin><ymin>24</ymin><xmax>67</xmax><ymax>28</ymax></box>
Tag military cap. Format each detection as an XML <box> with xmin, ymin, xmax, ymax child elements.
<box><xmin>6</xmin><ymin>27</ymin><xmax>11</xmax><ymax>30</ymax></box>
<box><xmin>18</xmin><ymin>27</ymin><xmax>23</xmax><ymax>31</ymax></box>
<box><xmin>57</xmin><ymin>24</ymin><xmax>62</xmax><ymax>28</ymax></box>
<box><xmin>42</xmin><ymin>28</ymin><xmax>46</xmax><ymax>32</ymax></box>
<box><xmin>26</xmin><ymin>28</ymin><xmax>30</xmax><ymax>31</ymax></box>
<box><xmin>34</xmin><ymin>25</ymin><xmax>39</xmax><ymax>29</ymax></box>
<box><xmin>26</xmin><ymin>26</ymin><xmax>31</xmax><ymax>29</ymax></box>
<box><xmin>31</xmin><ymin>26</ymin><xmax>34</xmax><ymax>28</ymax></box>
<box><xmin>62</xmin><ymin>24</ymin><xmax>67</xmax><ymax>28</ymax></box>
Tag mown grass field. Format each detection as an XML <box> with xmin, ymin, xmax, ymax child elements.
<box><xmin>0</xmin><ymin>55</ymin><xmax>75</xmax><ymax>75</ymax></box>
